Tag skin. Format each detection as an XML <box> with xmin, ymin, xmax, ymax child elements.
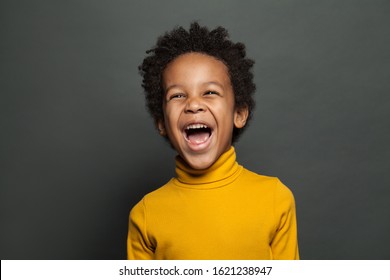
<box><xmin>157</xmin><ymin>52</ymin><xmax>249</xmax><ymax>170</ymax></box>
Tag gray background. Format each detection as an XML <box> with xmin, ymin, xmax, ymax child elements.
<box><xmin>1</xmin><ymin>0</ymin><xmax>389</xmax><ymax>259</ymax></box>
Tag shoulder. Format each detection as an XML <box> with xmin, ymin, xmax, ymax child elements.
<box><xmin>240</xmin><ymin>167</ymin><xmax>295</xmax><ymax>201</ymax></box>
<box><xmin>241</xmin><ymin>168</ymin><xmax>297</xmax><ymax>222</ymax></box>
<box><xmin>143</xmin><ymin>179</ymin><xmax>176</xmax><ymax>199</ymax></box>
<box><xmin>131</xmin><ymin>179</ymin><xmax>176</xmax><ymax>212</ymax></box>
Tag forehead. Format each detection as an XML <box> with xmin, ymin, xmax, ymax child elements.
<box><xmin>162</xmin><ymin>52</ymin><xmax>231</xmax><ymax>86</ymax></box>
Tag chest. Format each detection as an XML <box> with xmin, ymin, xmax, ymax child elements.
<box><xmin>148</xmin><ymin>190</ymin><xmax>275</xmax><ymax>259</ymax></box>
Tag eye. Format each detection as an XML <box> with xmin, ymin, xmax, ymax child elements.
<box><xmin>168</xmin><ymin>93</ymin><xmax>185</xmax><ymax>100</ymax></box>
<box><xmin>204</xmin><ymin>91</ymin><xmax>219</xmax><ymax>96</ymax></box>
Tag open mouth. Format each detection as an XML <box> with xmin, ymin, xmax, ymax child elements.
<box><xmin>184</xmin><ymin>124</ymin><xmax>212</xmax><ymax>144</ymax></box>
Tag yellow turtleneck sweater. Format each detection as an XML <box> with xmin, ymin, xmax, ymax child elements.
<box><xmin>127</xmin><ymin>147</ymin><xmax>299</xmax><ymax>260</ymax></box>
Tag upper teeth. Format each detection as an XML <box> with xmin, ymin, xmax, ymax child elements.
<box><xmin>186</xmin><ymin>124</ymin><xmax>208</xmax><ymax>130</ymax></box>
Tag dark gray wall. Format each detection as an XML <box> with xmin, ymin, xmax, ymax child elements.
<box><xmin>1</xmin><ymin>0</ymin><xmax>389</xmax><ymax>259</ymax></box>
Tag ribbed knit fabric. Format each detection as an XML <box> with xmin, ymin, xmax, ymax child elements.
<box><xmin>127</xmin><ymin>147</ymin><xmax>299</xmax><ymax>260</ymax></box>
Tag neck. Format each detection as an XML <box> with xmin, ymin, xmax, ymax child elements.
<box><xmin>174</xmin><ymin>147</ymin><xmax>242</xmax><ymax>189</ymax></box>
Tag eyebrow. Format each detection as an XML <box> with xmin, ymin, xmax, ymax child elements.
<box><xmin>205</xmin><ymin>81</ymin><xmax>225</xmax><ymax>89</ymax></box>
<box><xmin>165</xmin><ymin>81</ymin><xmax>225</xmax><ymax>93</ymax></box>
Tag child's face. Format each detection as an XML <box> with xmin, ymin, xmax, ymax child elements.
<box><xmin>158</xmin><ymin>52</ymin><xmax>248</xmax><ymax>170</ymax></box>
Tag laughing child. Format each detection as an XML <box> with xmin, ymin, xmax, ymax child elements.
<box><xmin>127</xmin><ymin>22</ymin><xmax>299</xmax><ymax>260</ymax></box>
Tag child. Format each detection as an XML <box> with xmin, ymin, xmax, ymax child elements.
<box><xmin>127</xmin><ymin>22</ymin><xmax>299</xmax><ymax>260</ymax></box>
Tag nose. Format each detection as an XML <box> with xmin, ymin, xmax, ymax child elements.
<box><xmin>184</xmin><ymin>96</ymin><xmax>206</xmax><ymax>113</ymax></box>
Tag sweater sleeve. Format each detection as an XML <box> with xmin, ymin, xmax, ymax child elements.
<box><xmin>127</xmin><ymin>198</ymin><xmax>154</xmax><ymax>260</ymax></box>
<box><xmin>270</xmin><ymin>180</ymin><xmax>300</xmax><ymax>260</ymax></box>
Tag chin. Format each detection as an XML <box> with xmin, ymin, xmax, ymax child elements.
<box><xmin>183</xmin><ymin>154</ymin><xmax>216</xmax><ymax>170</ymax></box>
<box><xmin>190</xmin><ymin>162</ymin><xmax>212</xmax><ymax>170</ymax></box>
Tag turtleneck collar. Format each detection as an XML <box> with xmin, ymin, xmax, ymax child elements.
<box><xmin>172</xmin><ymin>146</ymin><xmax>243</xmax><ymax>189</ymax></box>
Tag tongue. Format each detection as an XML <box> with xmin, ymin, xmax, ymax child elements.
<box><xmin>188</xmin><ymin>131</ymin><xmax>210</xmax><ymax>144</ymax></box>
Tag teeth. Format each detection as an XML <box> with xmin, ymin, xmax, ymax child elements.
<box><xmin>186</xmin><ymin>124</ymin><xmax>208</xmax><ymax>130</ymax></box>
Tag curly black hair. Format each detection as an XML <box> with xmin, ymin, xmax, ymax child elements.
<box><xmin>139</xmin><ymin>22</ymin><xmax>256</xmax><ymax>142</ymax></box>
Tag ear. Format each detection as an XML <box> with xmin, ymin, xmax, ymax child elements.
<box><xmin>156</xmin><ymin>119</ymin><xmax>167</xmax><ymax>136</ymax></box>
<box><xmin>233</xmin><ymin>106</ymin><xmax>249</xmax><ymax>129</ymax></box>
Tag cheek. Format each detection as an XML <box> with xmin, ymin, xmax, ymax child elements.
<box><xmin>163</xmin><ymin>103</ymin><xmax>173</xmax><ymax>120</ymax></box>
<box><xmin>164</xmin><ymin>106</ymin><xmax>180</xmax><ymax>130</ymax></box>
<box><xmin>216</xmin><ymin>101</ymin><xmax>235</xmax><ymax>119</ymax></box>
